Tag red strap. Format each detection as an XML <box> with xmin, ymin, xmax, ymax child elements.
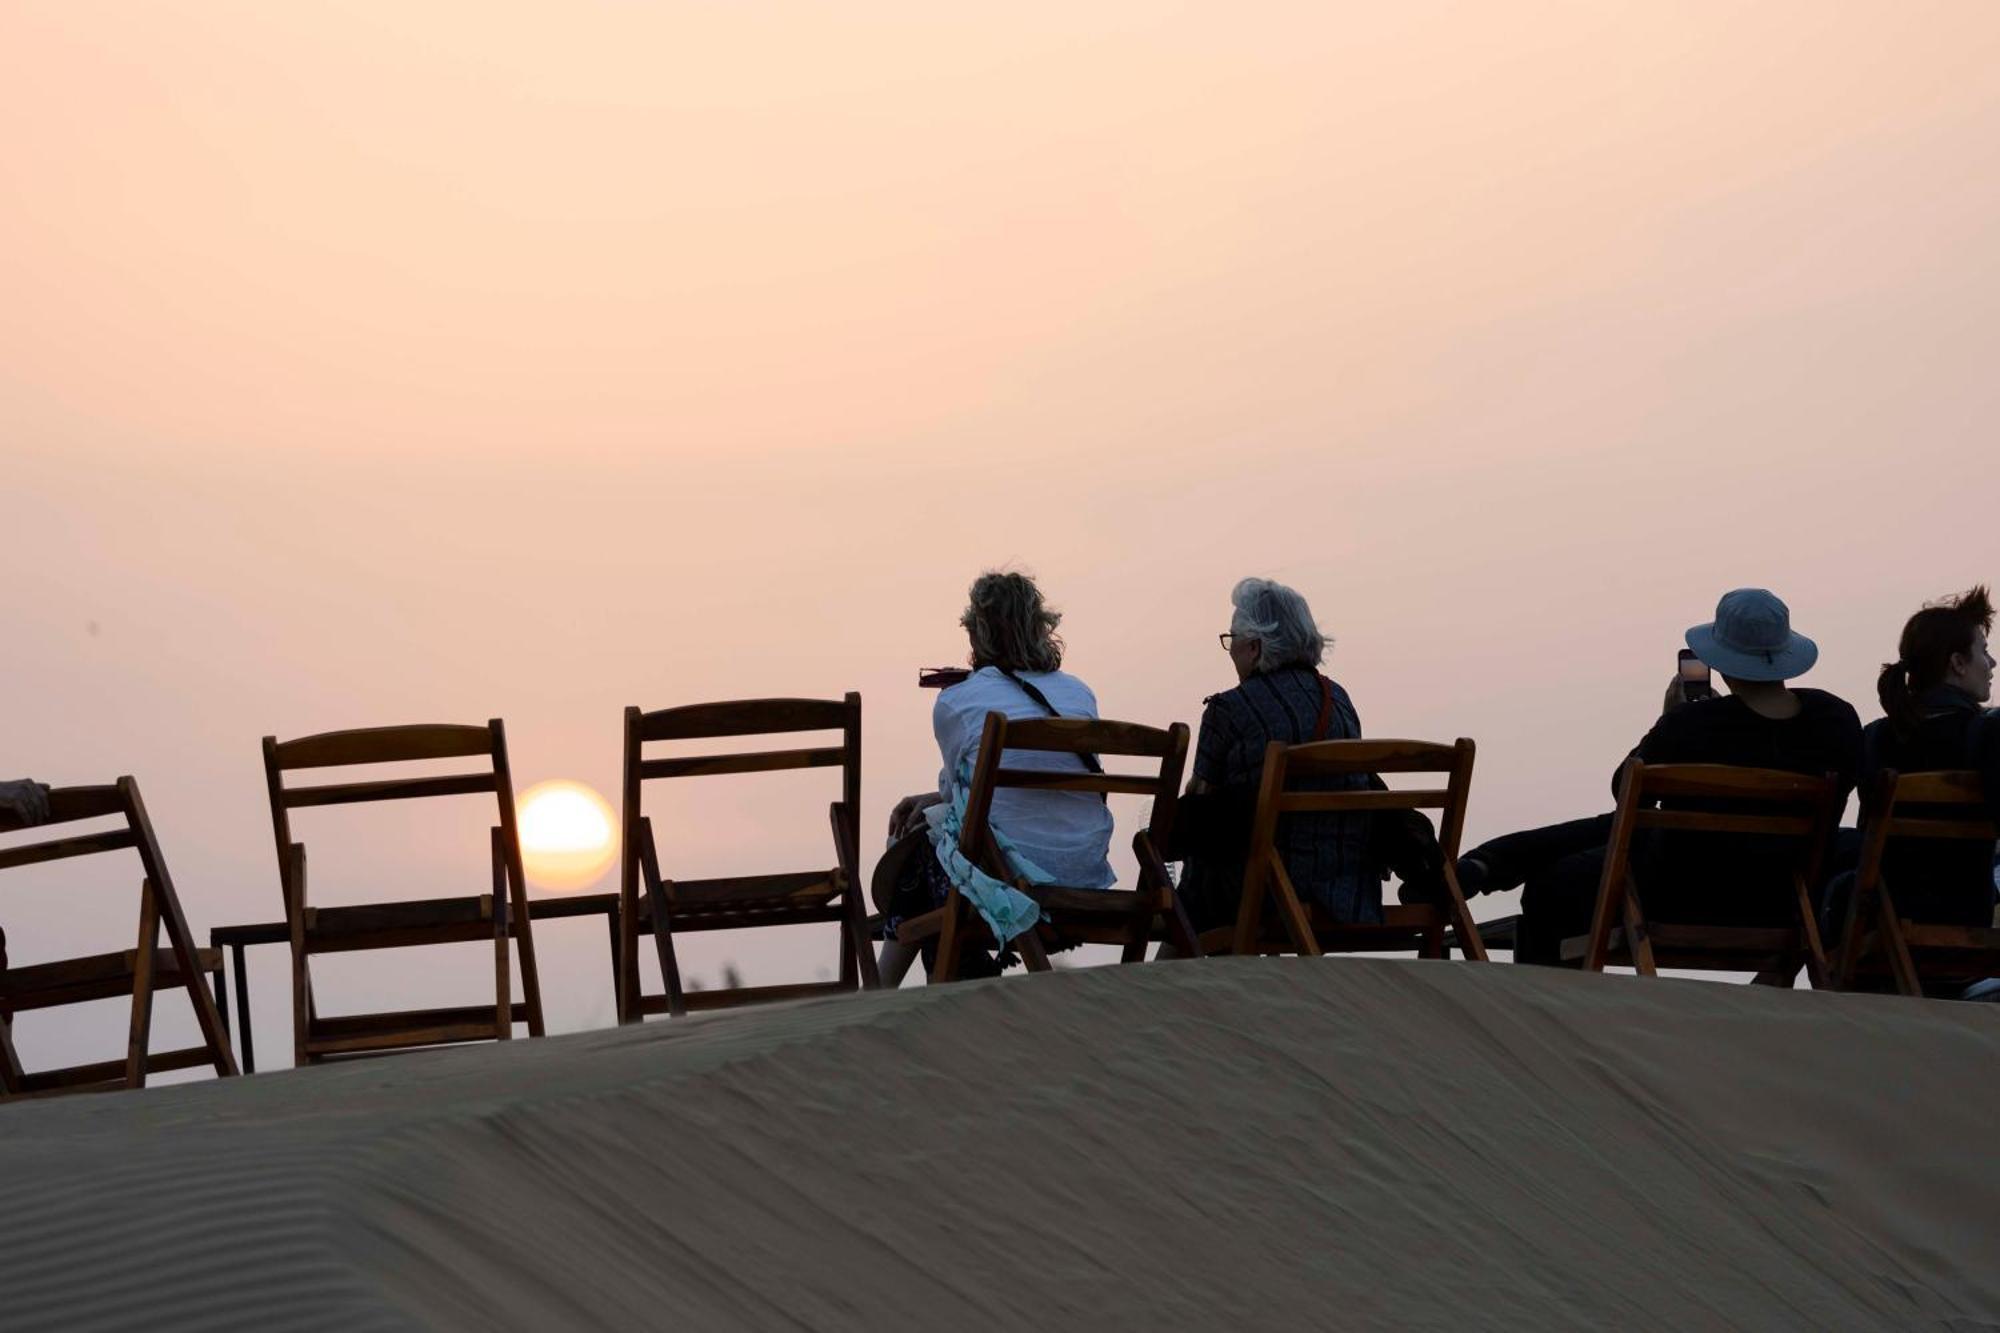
<box><xmin>1312</xmin><ymin>674</ymin><xmax>1335</xmax><ymax>742</ymax></box>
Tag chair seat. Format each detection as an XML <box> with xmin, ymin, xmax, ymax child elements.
<box><xmin>639</xmin><ymin>872</ymin><xmax>845</xmax><ymax>932</ymax></box>
<box><xmin>1841</xmin><ymin>922</ymin><xmax>2000</xmax><ymax>976</ymax></box>
<box><xmin>1029</xmin><ymin>885</ymin><xmax>1153</xmax><ymax>915</ymax></box>
<box><xmin>1</xmin><ymin>947</ymin><xmax>222</xmax><ymax>1012</ymax></box>
<box><xmin>301</xmin><ymin>895</ymin><xmax>504</xmax><ymax>952</ymax></box>
<box><xmin>1897</xmin><ymin>921</ymin><xmax>2000</xmax><ymax>952</ymax></box>
<box><xmin>9</xmin><ymin>1045</ymin><xmax>219</xmax><ymax>1098</ymax></box>
<box><xmin>1204</xmin><ymin>903</ymin><xmax>1452</xmax><ymax>956</ymax></box>
<box><xmin>305</xmin><ymin>1002</ymin><xmax>530</xmax><ymax>1057</ymax></box>
<box><xmin>1561</xmin><ymin>923</ymin><xmax>1804</xmax><ymax>964</ymax></box>
<box><xmin>663</xmin><ymin>870</ymin><xmax>841</xmax><ymax>910</ymax></box>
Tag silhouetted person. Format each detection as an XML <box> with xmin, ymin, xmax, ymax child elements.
<box><xmin>878</xmin><ymin>571</ymin><xmax>1113</xmax><ymax>984</ymax></box>
<box><xmin>1821</xmin><ymin>586</ymin><xmax>2000</xmax><ymax>995</ymax></box>
<box><xmin>1171</xmin><ymin>578</ymin><xmax>1375</xmax><ymax>935</ymax></box>
<box><xmin>1458</xmin><ymin>589</ymin><xmax>1862</xmax><ymax>965</ymax></box>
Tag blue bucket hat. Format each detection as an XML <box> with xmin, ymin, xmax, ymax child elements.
<box><xmin>1685</xmin><ymin>588</ymin><xmax>1818</xmax><ymax>683</ymax></box>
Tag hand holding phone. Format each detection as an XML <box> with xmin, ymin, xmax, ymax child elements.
<box><xmin>1677</xmin><ymin>649</ymin><xmax>1715</xmax><ymax>704</ymax></box>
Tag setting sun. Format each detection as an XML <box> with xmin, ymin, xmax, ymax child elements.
<box><xmin>516</xmin><ymin>780</ymin><xmax>618</xmax><ymax>892</ymax></box>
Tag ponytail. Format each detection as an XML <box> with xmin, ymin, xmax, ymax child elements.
<box><xmin>1877</xmin><ymin>659</ymin><xmax>1918</xmax><ymax>737</ymax></box>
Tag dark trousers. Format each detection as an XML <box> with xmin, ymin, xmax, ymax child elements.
<box><xmin>1466</xmin><ymin>814</ymin><xmax>1614</xmax><ymax>966</ymax></box>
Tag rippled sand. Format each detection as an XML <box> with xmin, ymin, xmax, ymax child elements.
<box><xmin>3</xmin><ymin>958</ymin><xmax>1996</xmax><ymax>1330</ymax></box>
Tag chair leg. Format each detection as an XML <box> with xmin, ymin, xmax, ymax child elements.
<box><xmin>1163</xmin><ymin>892</ymin><xmax>1203</xmax><ymax>960</ymax></box>
<box><xmin>231</xmin><ymin>944</ymin><xmax>255</xmax><ymax>1075</ymax></box>
<box><xmin>126</xmin><ymin>881</ymin><xmax>162</xmax><ymax>1088</ymax></box>
<box><xmin>1879</xmin><ymin>892</ymin><xmax>1923</xmax><ymax>998</ymax></box>
<box><xmin>1119</xmin><ymin>908</ymin><xmax>1151</xmax><ymax>963</ymax></box>
<box><xmin>842</xmin><ymin>887</ymin><xmax>882</xmax><ymax>990</ymax></box>
<box><xmin>647</xmin><ymin>891</ymin><xmax>687</xmax><ymax>1017</ymax></box>
<box><xmin>493</xmin><ymin>828</ymin><xmax>544</xmax><ymax>1038</ymax></box>
<box><xmin>932</xmin><ymin>894</ymin><xmax>962</xmax><ymax>984</ymax></box>
<box><xmin>1267</xmin><ymin>858</ymin><xmax>1321</xmax><ymax>957</ymax></box>
<box><xmin>1621</xmin><ymin>880</ymin><xmax>1658</xmax><ymax>977</ymax></box>
<box><xmin>1015</xmin><ymin>928</ymin><xmax>1053</xmax><ymax>973</ymax></box>
<box><xmin>615</xmin><ymin>885</ymin><xmax>640</xmax><ymax>1025</ymax></box>
<box><xmin>0</xmin><ymin>1012</ymin><xmax>22</xmax><ymax>1096</ymax></box>
<box><xmin>492</xmin><ymin>860</ymin><xmax>513</xmax><ymax>1041</ymax></box>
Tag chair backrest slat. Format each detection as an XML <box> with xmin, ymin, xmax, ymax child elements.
<box><xmin>991</xmin><ymin>769</ymin><xmax>1167</xmax><ymax>797</ymax></box>
<box><xmin>991</xmin><ymin>715</ymin><xmax>1182</xmax><ymax>760</ymax></box>
<box><xmin>639</xmin><ymin>747</ymin><xmax>847</xmax><ymax>782</ymax></box>
<box><xmin>1632</xmin><ymin>764</ymin><xmax>1831</xmax><ymax>803</ymax></box>
<box><xmin>0</xmin><ymin>828</ymin><xmax>139</xmax><ymax>872</ymax></box>
<box><xmin>1626</xmin><ymin>763</ymin><xmax>1838</xmax><ymax>841</ymax></box>
<box><xmin>1279</xmin><ymin>739</ymin><xmax>1465</xmax><ymax>776</ymax></box>
<box><xmin>1637</xmin><ymin>810</ymin><xmax>1818</xmax><ymax>837</ymax></box>
<box><xmin>1887</xmin><ymin>770</ymin><xmax>1987</xmax><ymax>807</ymax></box>
<box><xmin>271</xmin><ymin>724</ymin><xmax>495</xmax><ymax>771</ymax></box>
<box><xmin>1275</xmin><ymin>789</ymin><xmax>1451</xmax><ymax>815</ymax></box>
<box><xmin>634</xmin><ymin>698</ymin><xmax>853</xmax><ymax>742</ymax></box>
<box><xmin>1883</xmin><ymin>816</ymin><xmax>1996</xmax><ymax>841</ymax></box>
<box><xmin>282</xmin><ymin>772</ymin><xmax>499</xmax><ymax>810</ymax></box>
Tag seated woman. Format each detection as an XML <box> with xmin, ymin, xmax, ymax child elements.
<box><xmin>877</xmin><ymin>571</ymin><xmax>1114</xmax><ymax>984</ymax></box>
<box><xmin>1834</xmin><ymin>586</ymin><xmax>1999</xmax><ymax>975</ymax></box>
<box><xmin>1172</xmin><ymin>578</ymin><xmax>1378</xmax><ymax>937</ymax></box>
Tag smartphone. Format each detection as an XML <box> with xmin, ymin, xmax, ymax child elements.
<box><xmin>1677</xmin><ymin>649</ymin><xmax>1715</xmax><ymax>703</ymax></box>
<box><xmin>918</xmin><ymin>667</ymin><xmax>971</xmax><ymax>689</ymax></box>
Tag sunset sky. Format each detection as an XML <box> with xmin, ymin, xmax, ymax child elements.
<box><xmin>5</xmin><ymin>2</ymin><xmax>1997</xmax><ymax>1069</ymax></box>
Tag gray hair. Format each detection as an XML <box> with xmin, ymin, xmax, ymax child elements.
<box><xmin>1230</xmin><ymin>577</ymin><xmax>1326</xmax><ymax>673</ymax></box>
<box><xmin>962</xmin><ymin>571</ymin><xmax>1064</xmax><ymax>673</ymax></box>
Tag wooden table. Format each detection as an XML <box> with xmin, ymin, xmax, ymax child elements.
<box><xmin>209</xmin><ymin>892</ymin><xmax>620</xmax><ymax>1073</ymax></box>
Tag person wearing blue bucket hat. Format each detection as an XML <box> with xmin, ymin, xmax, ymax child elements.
<box><xmin>1436</xmin><ymin>588</ymin><xmax>1863</xmax><ymax>966</ymax></box>
<box><xmin>1685</xmin><ymin>588</ymin><xmax>1820</xmax><ymax>683</ymax></box>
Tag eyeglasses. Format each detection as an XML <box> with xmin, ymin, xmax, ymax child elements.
<box><xmin>1219</xmin><ymin>632</ymin><xmax>1243</xmax><ymax>651</ymax></box>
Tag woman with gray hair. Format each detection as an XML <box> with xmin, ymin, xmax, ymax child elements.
<box><xmin>878</xmin><ymin>570</ymin><xmax>1115</xmax><ymax>983</ymax></box>
<box><xmin>1173</xmin><ymin>578</ymin><xmax>1380</xmax><ymax>933</ymax></box>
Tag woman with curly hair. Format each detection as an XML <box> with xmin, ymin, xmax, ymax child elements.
<box><xmin>878</xmin><ymin>571</ymin><xmax>1114</xmax><ymax>983</ymax></box>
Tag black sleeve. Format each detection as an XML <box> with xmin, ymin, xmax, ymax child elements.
<box><xmin>1972</xmin><ymin>714</ymin><xmax>2000</xmax><ymax>832</ymax></box>
<box><xmin>1617</xmin><ymin>713</ymin><xmax>1678</xmax><ymax>796</ymax></box>
<box><xmin>1829</xmin><ymin>705</ymin><xmax>1865</xmax><ymax>805</ymax></box>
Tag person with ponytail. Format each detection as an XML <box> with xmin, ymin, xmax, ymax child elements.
<box><xmin>1850</xmin><ymin>585</ymin><xmax>2000</xmax><ymax>935</ymax></box>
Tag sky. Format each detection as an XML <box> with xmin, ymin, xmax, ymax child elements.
<box><xmin>4</xmin><ymin>1</ymin><xmax>1997</xmax><ymax>1072</ymax></box>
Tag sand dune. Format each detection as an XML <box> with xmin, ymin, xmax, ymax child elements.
<box><xmin>2</xmin><ymin>959</ymin><xmax>1996</xmax><ymax>1331</ymax></box>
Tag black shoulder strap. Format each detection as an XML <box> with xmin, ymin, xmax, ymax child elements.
<box><xmin>999</xmin><ymin>669</ymin><xmax>1105</xmax><ymax>775</ymax></box>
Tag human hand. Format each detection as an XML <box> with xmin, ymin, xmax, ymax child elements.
<box><xmin>0</xmin><ymin>779</ymin><xmax>53</xmax><ymax>826</ymax></box>
<box><xmin>887</xmin><ymin>792</ymin><xmax>943</xmax><ymax>840</ymax></box>
<box><xmin>1662</xmin><ymin>677</ymin><xmax>1688</xmax><ymax>715</ymax></box>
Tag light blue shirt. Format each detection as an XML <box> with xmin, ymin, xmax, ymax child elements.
<box><xmin>932</xmin><ymin>667</ymin><xmax>1117</xmax><ymax>890</ymax></box>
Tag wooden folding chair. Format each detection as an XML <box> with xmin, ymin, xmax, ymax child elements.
<box><xmin>1834</xmin><ymin>769</ymin><xmax>2000</xmax><ymax>997</ymax></box>
<box><xmin>0</xmin><ymin>780</ymin><xmax>237</xmax><ymax>1101</ymax></box>
<box><xmin>617</xmin><ymin>695</ymin><xmax>880</xmax><ymax>1021</ymax></box>
<box><xmin>896</xmin><ymin>712</ymin><xmax>1197</xmax><ymax>982</ymax></box>
<box><xmin>262</xmin><ymin>721</ymin><xmax>544</xmax><ymax>1065</ymax></box>
<box><xmin>1200</xmin><ymin>739</ymin><xmax>1487</xmax><ymax>963</ymax></box>
<box><xmin>1567</xmin><ymin>760</ymin><xmax>1842</xmax><ymax>985</ymax></box>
